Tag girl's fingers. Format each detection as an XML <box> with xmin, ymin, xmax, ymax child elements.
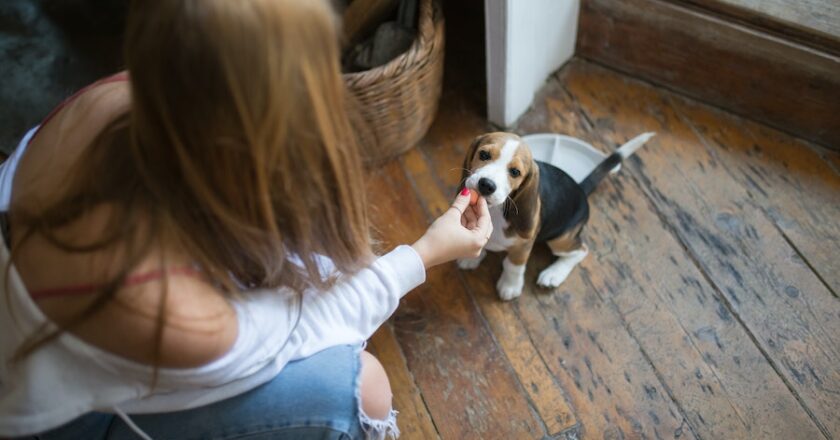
<box><xmin>451</xmin><ymin>188</ymin><xmax>471</xmax><ymax>217</ymax></box>
<box><xmin>464</xmin><ymin>206</ymin><xmax>478</xmax><ymax>226</ymax></box>
<box><xmin>476</xmin><ymin>195</ymin><xmax>490</xmax><ymax>216</ymax></box>
<box><xmin>475</xmin><ymin>197</ymin><xmax>492</xmax><ymax>232</ymax></box>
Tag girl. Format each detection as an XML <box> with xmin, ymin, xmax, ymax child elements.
<box><xmin>0</xmin><ymin>0</ymin><xmax>491</xmax><ymax>439</ymax></box>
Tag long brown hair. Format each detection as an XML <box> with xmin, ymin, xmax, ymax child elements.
<box><xmin>11</xmin><ymin>0</ymin><xmax>373</xmax><ymax>361</ymax></box>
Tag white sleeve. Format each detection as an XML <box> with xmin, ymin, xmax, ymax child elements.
<box><xmin>290</xmin><ymin>245</ymin><xmax>426</xmax><ymax>359</ymax></box>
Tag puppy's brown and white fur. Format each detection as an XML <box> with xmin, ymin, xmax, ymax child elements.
<box><xmin>458</xmin><ymin>131</ymin><xmax>653</xmax><ymax>300</ymax></box>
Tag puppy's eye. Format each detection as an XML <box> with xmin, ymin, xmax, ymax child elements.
<box><xmin>509</xmin><ymin>168</ymin><xmax>521</xmax><ymax>178</ymax></box>
<box><xmin>478</xmin><ymin>150</ymin><xmax>491</xmax><ymax>161</ymax></box>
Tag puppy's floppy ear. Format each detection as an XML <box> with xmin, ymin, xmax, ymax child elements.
<box><xmin>504</xmin><ymin>160</ymin><xmax>540</xmax><ymax>238</ymax></box>
<box><xmin>459</xmin><ymin>134</ymin><xmax>487</xmax><ymax>192</ymax></box>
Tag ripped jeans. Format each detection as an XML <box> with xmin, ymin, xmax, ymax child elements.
<box><xmin>22</xmin><ymin>344</ymin><xmax>398</xmax><ymax>440</ymax></box>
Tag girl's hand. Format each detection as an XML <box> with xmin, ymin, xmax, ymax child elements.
<box><xmin>411</xmin><ymin>188</ymin><xmax>492</xmax><ymax>268</ymax></box>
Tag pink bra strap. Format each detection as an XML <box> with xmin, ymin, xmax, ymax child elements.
<box><xmin>30</xmin><ymin>266</ymin><xmax>202</xmax><ymax>300</ymax></box>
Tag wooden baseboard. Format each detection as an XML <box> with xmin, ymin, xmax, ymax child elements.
<box><xmin>577</xmin><ymin>0</ymin><xmax>840</xmax><ymax>149</ymax></box>
<box><xmin>673</xmin><ymin>0</ymin><xmax>840</xmax><ymax>56</ymax></box>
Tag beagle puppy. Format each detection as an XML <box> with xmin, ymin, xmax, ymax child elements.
<box><xmin>457</xmin><ymin>132</ymin><xmax>654</xmax><ymax>300</ymax></box>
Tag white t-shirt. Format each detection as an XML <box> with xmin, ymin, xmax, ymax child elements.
<box><xmin>0</xmin><ymin>127</ymin><xmax>427</xmax><ymax>436</ymax></box>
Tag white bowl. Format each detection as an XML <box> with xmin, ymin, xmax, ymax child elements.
<box><xmin>521</xmin><ymin>133</ymin><xmax>614</xmax><ymax>183</ymax></box>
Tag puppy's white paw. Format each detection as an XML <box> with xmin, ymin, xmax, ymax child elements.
<box><xmin>539</xmin><ymin>246</ymin><xmax>588</xmax><ymax>289</ymax></box>
<box><xmin>457</xmin><ymin>255</ymin><xmax>484</xmax><ymax>270</ymax></box>
<box><xmin>496</xmin><ymin>275</ymin><xmax>524</xmax><ymax>301</ymax></box>
<box><xmin>497</xmin><ymin>257</ymin><xmax>526</xmax><ymax>301</ymax></box>
<box><xmin>537</xmin><ymin>264</ymin><xmax>574</xmax><ymax>288</ymax></box>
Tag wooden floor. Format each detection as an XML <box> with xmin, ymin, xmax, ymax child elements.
<box><xmin>364</xmin><ymin>20</ymin><xmax>840</xmax><ymax>440</ymax></box>
<box><xmin>5</xmin><ymin>2</ymin><xmax>837</xmax><ymax>438</ymax></box>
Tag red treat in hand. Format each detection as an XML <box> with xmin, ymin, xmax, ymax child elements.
<box><xmin>469</xmin><ymin>189</ymin><xmax>479</xmax><ymax>205</ymax></box>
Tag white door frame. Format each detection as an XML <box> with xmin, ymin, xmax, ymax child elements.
<box><xmin>485</xmin><ymin>0</ymin><xmax>580</xmax><ymax>127</ymax></box>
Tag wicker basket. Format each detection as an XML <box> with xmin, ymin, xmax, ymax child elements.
<box><xmin>343</xmin><ymin>0</ymin><xmax>445</xmax><ymax>163</ymax></box>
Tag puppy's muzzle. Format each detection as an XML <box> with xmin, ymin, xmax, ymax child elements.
<box><xmin>478</xmin><ymin>177</ymin><xmax>497</xmax><ymax>196</ymax></box>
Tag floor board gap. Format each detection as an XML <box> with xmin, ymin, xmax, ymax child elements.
<box><xmin>766</xmin><ymin>206</ymin><xmax>838</xmax><ymax>301</ymax></box>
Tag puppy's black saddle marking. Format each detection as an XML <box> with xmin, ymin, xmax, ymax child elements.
<box><xmin>535</xmin><ymin>160</ymin><xmax>589</xmax><ymax>243</ymax></box>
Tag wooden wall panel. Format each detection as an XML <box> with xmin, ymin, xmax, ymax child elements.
<box><xmin>676</xmin><ymin>0</ymin><xmax>840</xmax><ymax>54</ymax></box>
<box><xmin>576</xmin><ymin>0</ymin><xmax>840</xmax><ymax>149</ymax></box>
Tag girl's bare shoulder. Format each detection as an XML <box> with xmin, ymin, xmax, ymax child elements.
<box><xmin>14</xmin><ymin>76</ymin><xmax>240</xmax><ymax>368</ymax></box>
<box><xmin>13</xmin><ymin>76</ymin><xmax>131</xmax><ymax>209</ymax></box>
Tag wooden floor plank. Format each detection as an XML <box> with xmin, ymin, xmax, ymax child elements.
<box><xmin>516</xmin><ymin>74</ymin><xmax>596</xmax><ymax>138</ymax></box>
<box><xmin>414</xmin><ymin>98</ymin><xmax>487</xmax><ymax>195</ymax></box>
<box><xmin>401</xmin><ymin>149</ymin><xmax>578</xmax><ymax>437</ymax></box>
<box><xmin>367</xmin><ymin>161</ymin><xmax>545</xmax><ymax>439</ymax></box>
<box><xmin>578</xmin><ymin>177</ymin><xmax>824</xmax><ymax>439</ymax></box>
<box><xmin>463</xmin><ymin>272</ymin><xmax>579</xmax><ymax>437</ymax></box>
<box><xmin>368</xmin><ymin>325</ymin><xmax>440</xmax><ymax>440</ymax></box>
<box><xmin>518</xmin><ymin>75</ymin><xmax>823</xmax><ymax>438</ymax></box>
<box><xmin>561</xmin><ymin>61</ymin><xmax>840</xmax><ymax>437</ymax></box>
<box><xmin>516</xmin><ymin>249</ymin><xmax>696</xmax><ymax>440</ymax></box>
<box><xmin>665</xmin><ymin>96</ymin><xmax>840</xmax><ymax>294</ymax></box>
<box><xmin>400</xmin><ymin>149</ymin><xmax>451</xmax><ymax>219</ymax></box>
<box><xmin>418</xmin><ymin>122</ymin><xmax>475</xmax><ymax>195</ymax></box>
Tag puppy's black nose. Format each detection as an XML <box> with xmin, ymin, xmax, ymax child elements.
<box><xmin>478</xmin><ymin>178</ymin><xmax>497</xmax><ymax>196</ymax></box>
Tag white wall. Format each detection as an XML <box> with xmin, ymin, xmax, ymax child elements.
<box><xmin>485</xmin><ymin>0</ymin><xmax>580</xmax><ymax>127</ymax></box>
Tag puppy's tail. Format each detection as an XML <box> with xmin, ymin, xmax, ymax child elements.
<box><xmin>580</xmin><ymin>132</ymin><xmax>655</xmax><ymax>196</ymax></box>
